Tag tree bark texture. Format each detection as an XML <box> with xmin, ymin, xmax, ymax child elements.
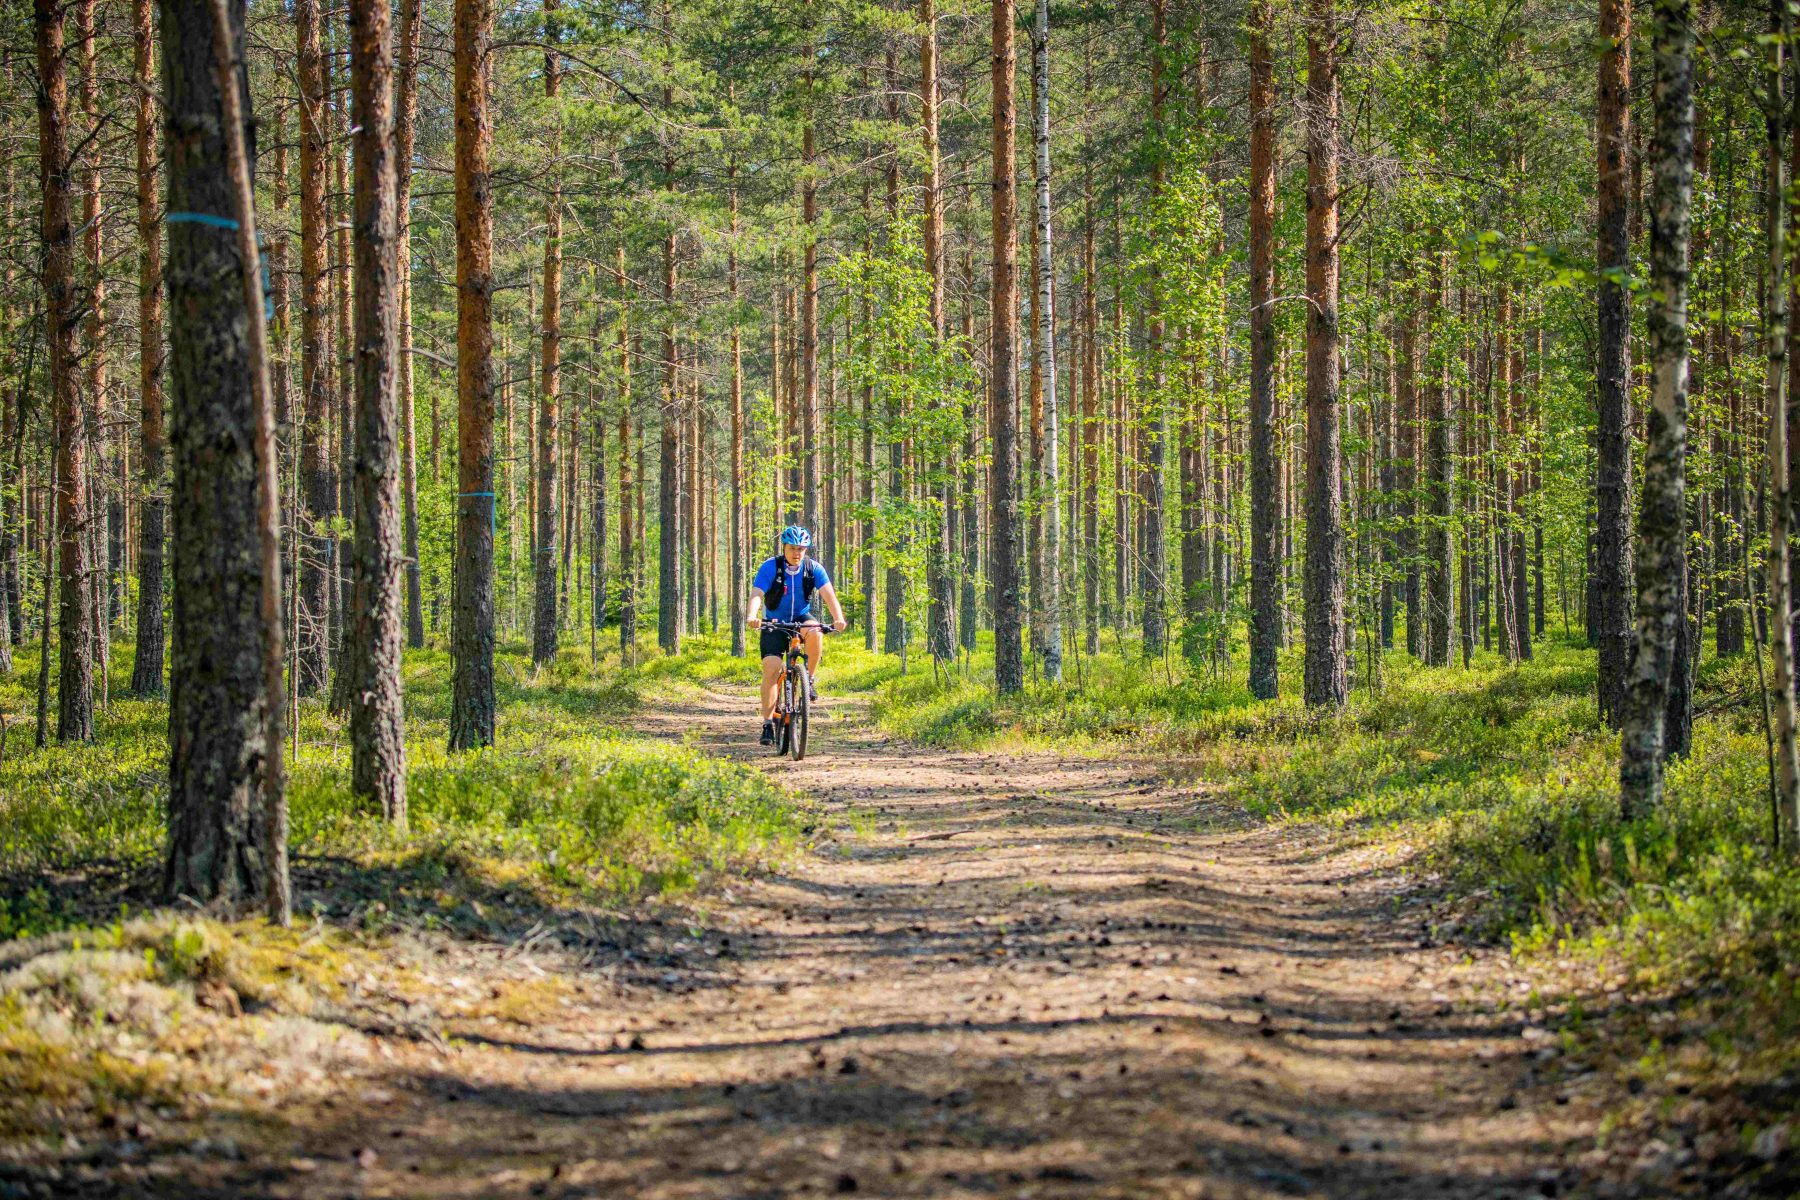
<box><xmin>160</xmin><ymin>0</ymin><xmax>280</xmax><ymax>907</ymax></box>
<box><xmin>347</xmin><ymin>0</ymin><xmax>408</xmax><ymax>822</ymax></box>
<box><xmin>36</xmin><ymin>0</ymin><xmax>93</xmax><ymax>743</ymax></box>
<box><xmin>1247</xmin><ymin>0</ymin><xmax>1279</xmax><ymax>700</ymax></box>
<box><xmin>131</xmin><ymin>0</ymin><xmax>168</xmax><ymax>697</ymax></box>
<box><xmin>1302</xmin><ymin>0</ymin><xmax>1347</xmax><ymax>707</ymax></box>
<box><xmin>533</xmin><ymin>0</ymin><xmax>562</xmax><ymax>666</ymax></box>
<box><xmin>1620</xmin><ymin>0</ymin><xmax>1694</xmax><ymax>817</ymax></box>
<box><xmin>1596</xmin><ymin>0</ymin><xmax>1636</xmax><ymax>727</ymax></box>
<box><xmin>296</xmin><ymin>0</ymin><xmax>333</xmax><ymax>695</ymax></box>
<box><xmin>991</xmin><ymin>0</ymin><xmax>1023</xmax><ymax>693</ymax></box>
<box><xmin>449</xmin><ymin>0</ymin><xmax>497</xmax><ymax>751</ymax></box>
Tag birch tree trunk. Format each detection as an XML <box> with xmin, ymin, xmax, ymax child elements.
<box><xmin>1620</xmin><ymin>0</ymin><xmax>1694</xmax><ymax>817</ymax></box>
<box><xmin>1763</xmin><ymin>0</ymin><xmax>1800</xmax><ymax>850</ymax></box>
<box><xmin>1032</xmin><ymin>0</ymin><xmax>1062</xmax><ymax>682</ymax></box>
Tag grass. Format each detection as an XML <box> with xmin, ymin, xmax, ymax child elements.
<box><xmin>0</xmin><ymin>638</ymin><xmax>812</xmax><ymax>940</ymax></box>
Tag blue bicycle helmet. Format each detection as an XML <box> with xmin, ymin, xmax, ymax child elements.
<box><xmin>779</xmin><ymin>525</ymin><xmax>813</xmax><ymax>548</ymax></box>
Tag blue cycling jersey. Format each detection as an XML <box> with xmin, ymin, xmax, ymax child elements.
<box><xmin>753</xmin><ymin>556</ymin><xmax>831</xmax><ymax>622</ymax></box>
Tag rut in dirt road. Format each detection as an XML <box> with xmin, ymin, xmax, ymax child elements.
<box><xmin>271</xmin><ymin>686</ymin><xmax>1581</xmax><ymax>1200</ymax></box>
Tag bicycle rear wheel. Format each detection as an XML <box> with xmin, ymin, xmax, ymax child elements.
<box><xmin>790</xmin><ymin>664</ymin><xmax>809</xmax><ymax>761</ymax></box>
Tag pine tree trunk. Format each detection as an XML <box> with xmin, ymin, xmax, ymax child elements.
<box><xmin>1140</xmin><ymin>0</ymin><xmax>1168</xmax><ymax>659</ymax></box>
<box><xmin>448</xmin><ymin>0</ymin><xmax>497</xmax><ymax>751</ymax></box>
<box><xmin>296</xmin><ymin>0</ymin><xmax>333</xmax><ymax>695</ymax></box>
<box><xmin>395</xmin><ymin>0</ymin><xmax>425</xmax><ymax>649</ymax></box>
<box><xmin>617</xmin><ymin>253</ymin><xmax>637</xmax><ymax>665</ymax></box>
<box><xmin>161</xmin><ymin>0</ymin><xmax>283</xmax><ymax>907</ymax></box>
<box><xmin>346</xmin><ymin>0</ymin><xmax>408</xmax><ymax>822</ymax></box>
<box><xmin>1620</xmin><ymin>0</ymin><xmax>1694</xmax><ymax>817</ymax></box>
<box><xmin>1596</xmin><ymin>0</ymin><xmax>1636</xmax><ymax>725</ymax></box>
<box><xmin>729</xmin><ymin>179</ymin><xmax>745</xmax><ymax>658</ymax></box>
<box><xmin>35</xmin><ymin>0</ymin><xmax>93</xmax><ymax>743</ymax></box>
<box><xmin>991</xmin><ymin>0</ymin><xmax>1023</xmax><ymax>693</ymax></box>
<box><xmin>1247</xmin><ymin>0</ymin><xmax>1279</xmax><ymax>700</ymax></box>
<box><xmin>1302</xmin><ymin>0</ymin><xmax>1347</xmax><ymax>707</ymax></box>
<box><xmin>533</xmin><ymin>0</ymin><xmax>561</xmax><ymax>666</ymax></box>
<box><xmin>78</xmin><ymin>0</ymin><xmax>113</xmax><ymax>674</ymax></box>
<box><xmin>658</xmin><ymin>214</ymin><xmax>681</xmax><ymax>656</ymax></box>
<box><xmin>130</xmin><ymin>0</ymin><xmax>166</xmax><ymax>697</ymax></box>
<box><xmin>803</xmin><ymin>113</ymin><xmax>821</xmax><ymax>535</ymax></box>
<box><xmin>1422</xmin><ymin>251</ymin><xmax>1455</xmax><ymax>666</ymax></box>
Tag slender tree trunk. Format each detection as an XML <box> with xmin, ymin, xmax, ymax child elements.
<box><xmin>729</xmin><ymin>178</ymin><xmax>745</xmax><ymax>658</ymax></box>
<box><xmin>162</xmin><ymin>0</ymin><xmax>287</xmax><ymax>912</ymax></box>
<box><xmin>920</xmin><ymin>0</ymin><xmax>952</xmax><ymax>664</ymax></box>
<box><xmin>658</xmin><ymin>214</ymin><xmax>680</xmax><ymax>656</ymax></box>
<box><xmin>78</xmin><ymin>0</ymin><xmax>112</xmax><ymax>674</ymax></box>
<box><xmin>395</xmin><ymin>0</ymin><xmax>425</xmax><ymax>649</ymax></box>
<box><xmin>533</xmin><ymin>0</ymin><xmax>561</xmax><ymax>666</ymax></box>
<box><xmin>35</xmin><ymin>0</ymin><xmax>92</xmax><ymax>742</ymax></box>
<box><xmin>803</xmin><ymin>104</ymin><xmax>820</xmax><ymax>534</ymax></box>
<box><xmin>618</xmin><ymin>251</ymin><xmax>637</xmax><ymax>665</ymax></box>
<box><xmin>1423</xmin><ymin>251</ymin><xmax>1454</xmax><ymax>666</ymax></box>
<box><xmin>131</xmin><ymin>0</ymin><xmax>167</xmax><ymax>696</ymax></box>
<box><xmin>1620</xmin><ymin>0</ymin><xmax>1694</xmax><ymax>817</ymax></box>
<box><xmin>448</xmin><ymin>0</ymin><xmax>497</xmax><ymax>751</ymax></box>
<box><xmin>1764</xmin><ymin>2</ymin><xmax>1800</xmax><ymax>849</ymax></box>
<box><xmin>1302</xmin><ymin>0</ymin><xmax>1347</xmax><ymax>707</ymax></box>
<box><xmin>296</xmin><ymin>0</ymin><xmax>333</xmax><ymax>694</ymax></box>
<box><xmin>1596</xmin><ymin>0</ymin><xmax>1636</xmax><ymax>725</ymax></box>
<box><xmin>1248</xmin><ymin>0</ymin><xmax>1279</xmax><ymax>699</ymax></box>
<box><xmin>990</xmin><ymin>0</ymin><xmax>1023</xmax><ymax>692</ymax></box>
<box><xmin>1032</xmin><ymin>0</ymin><xmax>1062</xmax><ymax>681</ymax></box>
<box><xmin>1140</xmin><ymin>0</ymin><xmax>1169</xmax><ymax>658</ymax></box>
<box><xmin>346</xmin><ymin>0</ymin><xmax>407</xmax><ymax>822</ymax></box>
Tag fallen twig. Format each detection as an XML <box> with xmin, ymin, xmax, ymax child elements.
<box><xmin>906</xmin><ymin>828</ymin><xmax>976</xmax><ymax>843</ymax></box>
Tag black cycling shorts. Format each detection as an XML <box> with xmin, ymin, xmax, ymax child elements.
<box><xmin>760</xmin><ymin>624</ymin><xmax>816</xmax><ymax>659</ymax></box>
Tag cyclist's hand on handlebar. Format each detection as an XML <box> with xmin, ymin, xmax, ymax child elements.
<box><xmin>747</xmin><ymin>616</ymin><xmax>762</xmax><ymax>630</ymax></box>
<box><xmin>832</xmin><ymin>618</ymin><xmax>848</xmax><ymax>633</ymax></box>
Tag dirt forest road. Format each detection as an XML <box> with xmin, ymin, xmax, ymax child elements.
<box><xmin>241</xmin><ymin>687</ymin><xmax>1590</xmax><ymax>1200</ymax></box>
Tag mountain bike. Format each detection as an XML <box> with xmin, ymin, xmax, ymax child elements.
<box><xmin>763</xmin><ymin>619</ymin><xmax>835</xmax><ymax>761</ymax></box>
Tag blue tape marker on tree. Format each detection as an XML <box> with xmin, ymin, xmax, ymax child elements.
<box><xmin>459</xmin><ymin>492</ymin><xmax>498</xmax><ymax>534</ymax></box>
<box><xmin>165</xmin><ymin>213</ymin><xmax>275</xmax><ymax>321</ymax></box>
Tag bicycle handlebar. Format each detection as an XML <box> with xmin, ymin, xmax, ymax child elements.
<box><xmin>760</xmin><ymin>619</ymin><xmax>844</xmax><ymax>634</ymax></box>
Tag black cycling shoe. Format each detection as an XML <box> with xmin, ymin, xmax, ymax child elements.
<box><xmin>808</xmin><ymin>678</ymin><xmax>819</xmax><ymax>703</ymax></box>
<box><xmin>759</xmin><ymin>720</ymin><xmax>775</xmax><ymax>746</ymax></box>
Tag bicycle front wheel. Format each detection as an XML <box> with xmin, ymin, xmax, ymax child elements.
<box><xmin>790</xmin><ymin>665</ymin><xmax>810</xmax><ymax>761</ymax></box>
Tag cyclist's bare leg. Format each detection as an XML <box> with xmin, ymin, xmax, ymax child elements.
<box><xmin>802</xmin><ymin>627</ymin><xmax>825</xmax><ymax>682</ymax></box>
<box><xmin>760</xmin><ymin>656</ymin><xmax>783</xmax><ymax>718</ymax></box>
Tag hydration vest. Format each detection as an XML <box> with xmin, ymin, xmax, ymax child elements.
<box><xmin>762</xmin><ymin>555</ymin><xmax>819</xmax><ymax>618</ymax></box>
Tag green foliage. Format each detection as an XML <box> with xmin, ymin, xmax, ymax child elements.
<box><xmin>0</xmin><ymin>642</ymin><xmax>808</xmax><ymax>939</ymax></box>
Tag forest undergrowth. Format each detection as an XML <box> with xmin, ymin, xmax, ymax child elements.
<box><xmin>0</xmin><ymin>641</ymin><xmax>812</xmax><ymax>942</ymax></box>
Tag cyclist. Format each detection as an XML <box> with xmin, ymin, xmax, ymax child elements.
<box><xmin>746</xmin><ymin>526</ymin><xmax>848</xmax><ymax>745</ymax></box>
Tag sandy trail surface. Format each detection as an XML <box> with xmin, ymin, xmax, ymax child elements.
<box><xmin>135</xmin><ymin>686</ymin><xmax>1586</xmax><ymax>1199</ymax></box>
